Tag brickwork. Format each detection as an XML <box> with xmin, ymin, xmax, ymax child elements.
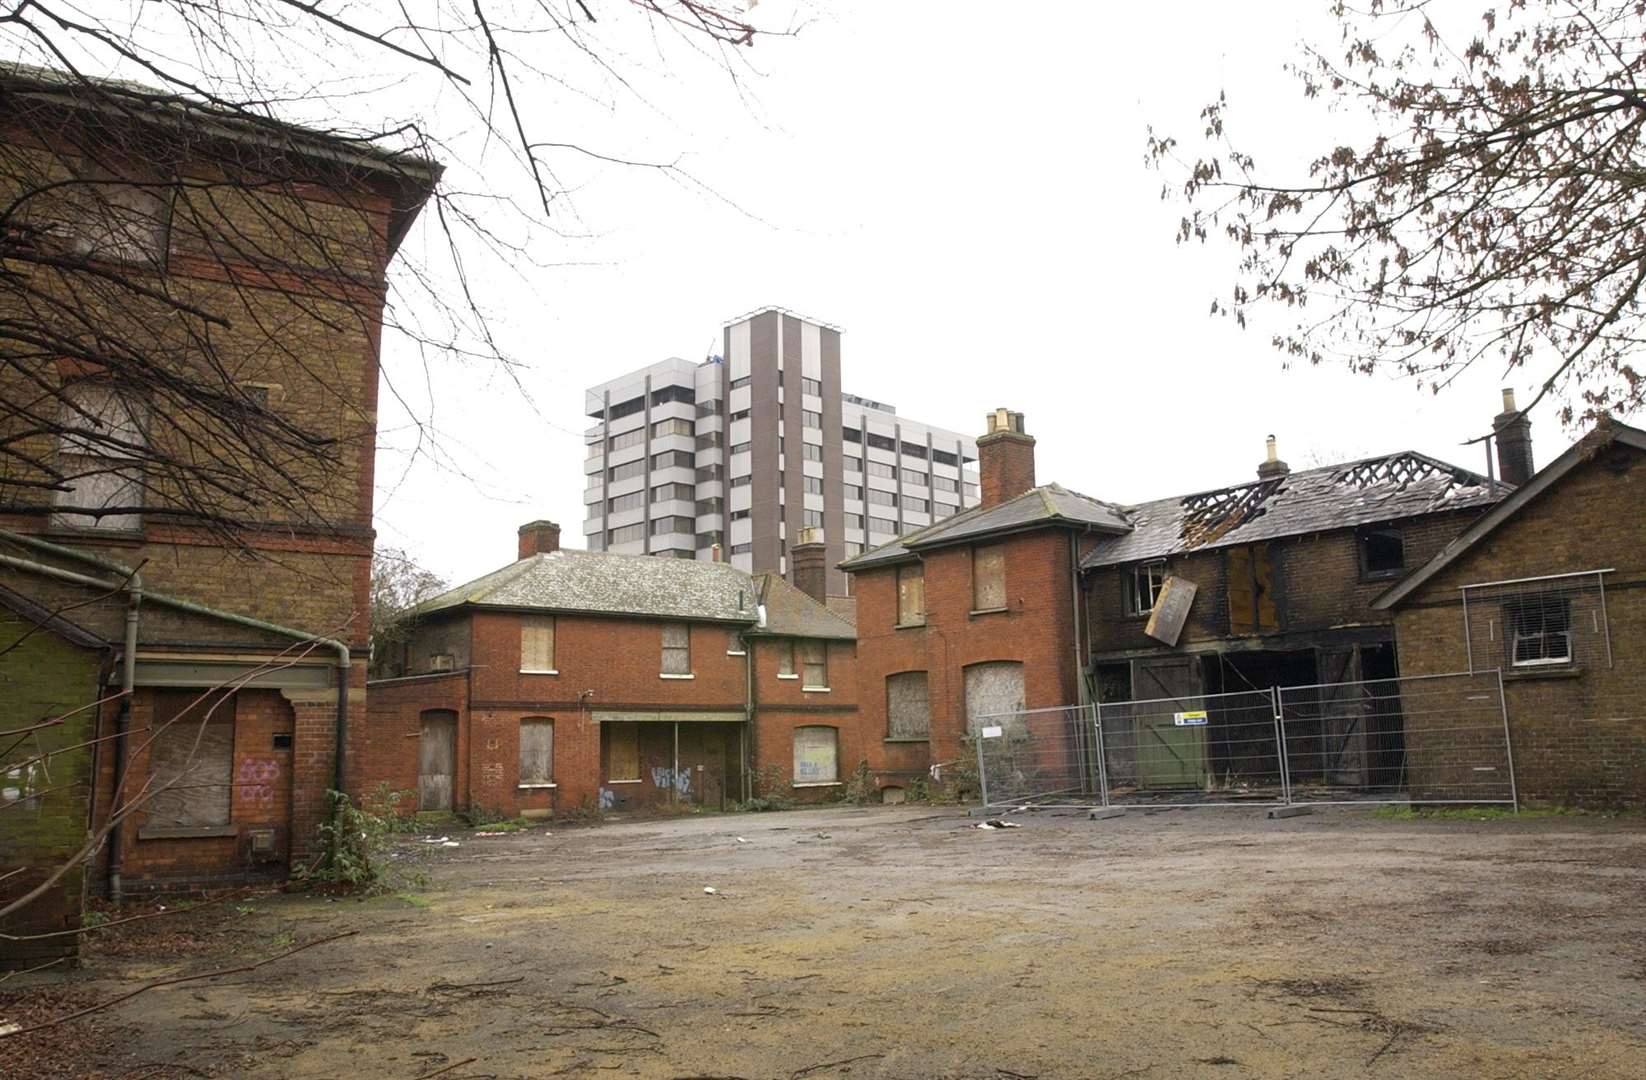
<box><xmin>0</xmin><ymin>614</ymin><xmax>103</xmax><ymax>965</ymax></box>
<box><xmin>748</xmin><ymin>636</ymin><xmax>861</xmax><ymax>801</ymax></box>
<box><xmin>1389</xmin><ymin>440</ymin><xmax>1646</xmax><ymax>807</ymax></box>
<box><xmin>852</xmin><ymin>529</ymin><xmax>1084</xmax><ymax>792</ymax></box>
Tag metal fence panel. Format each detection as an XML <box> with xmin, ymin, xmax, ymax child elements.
<box><xmin>1096</xmin><ymin>689</ymin><xmax>1285</xmax><ymax>808</ymax></box>
<box><xmin>973</xmin><ymin>705</ymin><xmax>1100</xmax><ymax>810</ymax></box>
<box><xmin>1277</xmin><ymin>671</ymin><xmax>1515</xmax><ymax>805</ymax></box>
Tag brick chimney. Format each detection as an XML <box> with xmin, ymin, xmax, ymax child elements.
<box><xmin>789</xmin><ymin>527</ymin><xmax>827</xmax><ymax>604</ymax></box>
<box><xmin>976</xmin><ymin>408</ymin><xmax>1036</xmax><ymax>508</ymax></box>
<box><xmin>1257</xmin><ymin>434</ymin><xmax>1291</xmax><ymax>480</ymax></box>
<box><xmin>1493</xmin><ymin>388</ymin><xmax>1534</xmax><ymax>487</ymax></box>
<box><xmin>518</xmin><ymin>520</ymin><xmax>561</xmax><ymax>559</ymax></box>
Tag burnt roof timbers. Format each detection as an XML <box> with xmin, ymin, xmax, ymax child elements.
<box><xmin>1335</xmin><ymin>452</ymin><xmax>1475</xmax><ymax>491</ymax></box>
<box><xmin>1178</xmin><ymin>479</ymin><xmax>1282</xmax><ymax>548</ymax></box>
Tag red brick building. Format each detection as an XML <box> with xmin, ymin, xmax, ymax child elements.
<box><xmin>0</xmin><ymin>66</ymin><xmax>437</xmax><ymax>962</ymax></box>
<box><xmin>1373</xmin><ymin>419</ymin><xmax>1646</xmax><ymax>807</ymax></box>
<box><xmin>840</xmin><ymin>410</ymin><xmax>1126</xmax><ymax>795</ymax></box>
<box><xmin>364</xmin><ymin>522</ymin><xmax>858</xmax><ymax>815</ymax></box>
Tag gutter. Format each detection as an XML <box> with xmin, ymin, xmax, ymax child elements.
<box><xmin>0</xmin><ymin>530</ymin><xmax>353</xmax><ymax>888</ymax></box>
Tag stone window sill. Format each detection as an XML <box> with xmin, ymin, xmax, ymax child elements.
<box><xmin>606</xmin><ymin>778</ymin><xmax>643</xmax><ymax>785</ymax></box>
<box><xmin>659</xmin><ymin>673</ymin><xmax>695</xmax><ymax>680</ymax></box>
<box><xmin>893</xmin><ymin>622</ymin><xmax>926</xmax><ymax>631</ymax></box>
<box><xmin>969</xmin><ymin>606</ymin><xmax>1008</xmax><ymax>618</ymax></box>
<box><xmin>802</xmin><ymin>686</ymin><xmax>831</xmax><ymax>693</ymax></box>
<box><xmin>883</xmin><ymin>736</ymin><xmax>929</xmax><ymax>744</ymax></box>
<box><xmin>777</xmin><ymin>673</ymin><xmax>800</xmax><ymax>680</ymax></box>
<box><xmin>138</xmin><ymin>824</ymin><xmax>237</xmax><ymax>840</ymax></box>
<box><xmin>520</xmin><ymin>669</ymin><xmax>559</xmax><ymax>676</ymax></box>
<box><xmin>517</xmin><ymin>782</ymin><xmax>557</xmax><ymax>790</ymax></box>
<box><xmin>1505</xmin><ymin>664</ymin><xmax>1585</xmax><ymax>682</ymax></box>
<box><xmin>792</xmin><ymin>781</ymin><xmax>843</xmax><ymax>789</ymax></box>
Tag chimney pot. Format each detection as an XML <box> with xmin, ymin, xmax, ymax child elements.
<box><xmin>1257</xmin><ymin>435</ymin><xmax>1290</xmax><ymax>480</ymax></box>
<box><xmin>976</xmin><ymin>407</ymin><xmax>1036</xmax><ymax>507</ymax></box>
<box><xmin>1493</xmin><ymin>389</ymin><xmax>1534</xmax><ymax>486</ymax></box>
<box><xmin>518</xmin><ymin>519</ymin><xmax>561</xmax><ymax>559</ymax></box>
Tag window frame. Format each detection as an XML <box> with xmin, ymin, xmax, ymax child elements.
<box><xmin>1358</xmin><ymin>527</ymin><xmax>1407</xmax><ymax>580</ymax></box>
<box><xmin>519</xmin><ymin>615</ymin><xmax>556</xmax><ymax>674</ymax></box>
<box><xmin>886</xmin><ymin>671</ymin><xmax>931</xmax><ymax>741</ymax></box>
<box><xmin>1505</xmin><ymin>597</ymin><xmax>1574</xmax><ymax>667</ymax></box>
<box><xmin>660</xmin><ymin>622</ymin><xmax>693</xmax><ymax>677</ymax></box>
<box><xmin>971</xmin><ymin>543</ymin><xmax>1007</xmax><ymax>612</ymax></box>
<box><xmin>896</xmin><ymin>563</ymin><xmax>926</xmax><ymax>627</ymax></box>
<box><xmin>1125</xmin><ymin>560</ymin><xmax>1167</xmax><ymax>617</ymax></box>
<box><xmin>800</xmin><ymin>640</ymin><xmax>829</xmax><ymax>691</ymax></box>
<box><xmin>517</xmin><ymin>717</ymin><xmax>555</xmax><ymax>787</ymax></box>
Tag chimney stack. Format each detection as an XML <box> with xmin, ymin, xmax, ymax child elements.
<box><xmin>1493</xmin><ymin>388</ymin><xmax>1534</xmax><ymax>487</ymax></box>
<box><xmin>789</xmin><ymin>527</ymin><xmax>828</xmax><ymax>604</ymax></box>
<box><xmin>976</xmin><ymin>408</ymin><xmax>1036</xmax><ymax>508</ymax></box>
<box><xmin>518</xmin><ymin>520</ymin><xmax>561</xmax><ymax>559</ymax></box>
<box><xmin>1257</xmin><ymin>434</ymin><xmax>1291</xmax><ymax>480</ymax></box>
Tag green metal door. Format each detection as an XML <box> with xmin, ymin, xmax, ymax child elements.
<box><xmin>1138</xmin><ymin>714</ymin><xmax>1207</xmax><ymax>789</ymax></box>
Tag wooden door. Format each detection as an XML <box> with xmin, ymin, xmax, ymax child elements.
<box><xmin>418</xmin><ymin>710</ymin><xmax>457</xmax><ymax>811</ymax></box>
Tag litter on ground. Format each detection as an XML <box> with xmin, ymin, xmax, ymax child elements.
<box><xmin>973</xmin><ymin>819</ymin><xmax>1021</xmax><ymax>830</ymax></box>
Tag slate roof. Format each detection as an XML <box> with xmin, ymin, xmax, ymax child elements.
<box><xmin>750</xmin><ymin>574</ymin><xmax>857</xmax><ymax>640</ymax></box>
<box><xmin>839</xmin><ymin>483</ymin><xmax>1131</xmax><ymax>570</ymax></box>
<box><xmin>1081</xmin><ymin>451</ymin><xmax>1506</xmax><ymax>570</ymax></box>
<box><xmin>416</xmin><ymin>549</ymin><xmax>761</xmax><ymax>624</ymax></box>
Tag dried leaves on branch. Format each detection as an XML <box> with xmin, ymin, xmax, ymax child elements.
<box><xmin>1149</xmin><ymin>0</ymin><xmax>1646</xmax><ymax>425</ymax></box>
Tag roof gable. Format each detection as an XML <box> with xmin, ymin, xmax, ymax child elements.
<box><xmin>750</xmin><ymin>574</ymin><xmax>857</xmax><ymax>640</ymax></box>
<box><xmin>1372</xmin><ymin>419</ymin><xmax>1646</xmax><ymax>610</ymax></box>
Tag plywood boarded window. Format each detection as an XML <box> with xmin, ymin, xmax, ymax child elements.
<box><xmin>886</xmin><ymin>672</ymin><xmax>931</xmax><ymax>739</ymax></box>
<box><xmin>519</xmin><ymin>718</ymin><xmax>554</xmax><ymax>784</ymax></box>
<box><xmin>972</xmin><ymin>544</ymin><xmax>1007</xmax><ymax>610</ymax></box>
<box><xmin>793</xmin><ymin>725</ymin><xmax>839</xmax><ymax>784</ymax></box>
<box><xmin>800</xmin><ymin>640</ymin><xmax>828</xmax><ymax>689</ymax></box>
<box><xmin>51</xmin><ymin>382</ymin><xmax>147</xmax><ymax>533</ymax></box>
<box><xmin>896</xmin><ymin>564</ymin><xmax>925</xmax><ymax>625</ymax></box>
<box><xmin>1226</xmin><ymin>544</ymin><xmax>1278</xmax><ymax>635</ymax></box>
<box><xmin>520</xmin><ymin>615</ymin><xmax>555</xmax><ymax>672</ymax></box>
<box><xmin>607</xmin><ymin>721</ymin><xmax>640</xmax><ymax>781</ymax></box>
<box><xmin>776</xmin><ymin>640</ymin><xmax>796</xmax><ymax>677</ymax></box>
<box><xmin>661</xmin><ymin>623</ymin><xmax>691</xmax><ymax>675</ymax></box>
<box><xmin>964</xmin><ymin>661</ymin><xmax>1024</xmax><ymax>734</ymax></box>
<box><xmin>146</xmin><ymin>691</ymin><xmax>233</xmax><ymax>829</ymax></box>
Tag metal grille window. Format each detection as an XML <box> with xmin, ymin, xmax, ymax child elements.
<box><xmin>886</xmin><ymin>671</ymin><xmax>930</xmax><ymax>738</ymax></box>
<box><xmin>801</xmin><ymin>640</ymin><xmax>828</xmax><ymax>689</ymax></box>
<box><xmin>661</xmin><ymin>623</ymin><xmax>691</xmax><ymax>675</ymax></box>
<box><xmin>518</xmin><ymin>718</ymin><xmax>554</xmax><ymax>784</ymax></box>
<box><xmin>897</xmin><ymin>564</ymin><xmax>925</xmax><ymax>625</ymax></box>
<box><xmin>972</xmin><ymin>544</ymin><xmax>1006</xmax><ymax>610</ymax></box>
<box><xmin>1125</xmin><ymin>560</ymin><xmax>1167</xmax><ymax>616</ymax></box>
<box><xmin>520</xmin><ymin>616</ymin><xmax>555</xmax><ymax>672</ymax></box>
<box><xmin>1461</xmin><ymin>570</ymin><xmax>1612</xmax><ymax>672</ymax></box>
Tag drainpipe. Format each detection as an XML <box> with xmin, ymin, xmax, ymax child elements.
<box><xmin>743</xmin><ymin>628</ymin><xmax>756</xmax><ymax>802</ymax></box>
<box><xmin>0</xmin><ymin>531</ymin><xmax>352</xmax><ymax>881</ymax></box>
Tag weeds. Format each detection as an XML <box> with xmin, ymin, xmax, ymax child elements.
<box><xmin>1369</xmin><ymin>804</ymin><xmax>1626</xmax><ymax>821</ymax></box>
<box><xmin>305</xmin><ymin>786</ymin><xmax>412</xmax><ymax>892</ymax></box>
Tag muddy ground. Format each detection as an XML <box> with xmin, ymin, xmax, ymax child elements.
<box><xmin>4</xmin><ymin>804</ymin><xmax>1645</xmax><ymax>1079</ymax></box>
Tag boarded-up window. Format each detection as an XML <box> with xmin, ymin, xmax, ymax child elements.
<box><xmin>519</xmin><ymin>718</ymin><xmax>554</xmax><ymax>784</ymax></box>
<box><xmin>146</xmin><ymin>692</ymin><xmax>233</xmax><ymax>829</ymax></box>
<box><xmin>793</xmin><ymin>725</ymin><xmax>839</xmax><ymax>784</ymax></box>
<box><xmin>964</xmin><ymin>661</ymin><xmax>1024</xmax><ymax>734</ymax></box>
<box><xmin>886</xmin><ymin>672</ymin><xmax>930</xmax><ymax>739</ymax></box>
<box><xmin>661</xmin><ymin>623</ymin><xmax>691</xmax><ymax>674</ymax></box>
<box><xmin>801</xmin><ymin>640</ymin><xmax>828</xmax><ymax>689</ymax></box>
<box><xmin>972</xmin><ymin>544</ymin><xmax>1006</xmax><ymax>610</ymax></box>
<box><xmin>1227</xmin><ymin>544</ymin><xmax>1278</xmax><ymax>635</ymax></box>
<box><xmin>777</xmin><ymin>640</ymin><xmax>796</xmax><ymax>677</ymax></box>
<box><xmin>896</xmin><ymin>564</ymin><xmax>925</xmax><ymax>625</ymax></box>
<box><xmin>520</xmin><ymin>616</ymin><xmax>555</xmax><ymax>672</ymax></box>
<box><xmin>607</xmin><ymin>721</ymin><xmax>640</xmax><ymax>781</ymax></box>
<box><xmin>51</xmin><ymin>383</ymin><xmax>147</xmax><ymax>533</ymax></box>
<box><xmin>727</xmin><ymin>629</ymin><xmax>746</xmax><ymax>655</ymax></box>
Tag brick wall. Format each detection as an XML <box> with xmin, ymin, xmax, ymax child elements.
<box><xmin>748</xmin><ymin>636</ymin><xmax>861</xmax><ymax>801</ymax></box>
<box><xmin>0</xmin><ymin>617</ymin><xmax>103</xmax><ymax>965</ymax></box>
<box><xmin>851</xmin><ymin>529</ymin><xmax>1083</xmax><ymax>791</ymax></box>
<box><xmin>1391</xmin><ymin>442</ymin><xmax>1646</xmax><ymax>807</ymax></box>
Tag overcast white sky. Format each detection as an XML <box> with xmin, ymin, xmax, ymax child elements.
<box><xmin>370</xmin><ymin>1</ymin><xmax>1623</xmax><ymax>585</ymax></box>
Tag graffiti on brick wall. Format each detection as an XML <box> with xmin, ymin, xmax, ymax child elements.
<box><xmin>236</xmin><ymin>757</ymin><xmax>280</xmax><ymax>808</ymax></box>
<box><xmin>598</xmin><ymin>786</ymin><xmax>616</xmax><ymax>810</ymax></box>
<box><xmin>650</xmin><ymin>765</ymin><xmax>691</xmax><ymax>795</ymax></box>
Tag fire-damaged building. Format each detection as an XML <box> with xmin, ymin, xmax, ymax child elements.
<box><xmin>364</xmin><ymin>521</ymin><xmax>859</xmax><ymax>816</ymax></box>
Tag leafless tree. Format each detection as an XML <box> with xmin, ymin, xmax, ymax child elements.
<box><xmin>369</xmin><ymin>544</ymin><xmax>447</xmax><ymax>665</ymax></box>
<box><xmin>1149</xmin><ymin>0</ymin><xmax>1646</xmax><ymax>427</ymax></box>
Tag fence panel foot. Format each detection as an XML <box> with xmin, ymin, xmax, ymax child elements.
<box><xmin>1267</xmin><ymin>805</ymin><xmax>1313</xmax><ymax>819</ymax></box>
<box><xmin>1088</xmin><ymin>807</ymin><xmax>1125</xmax><ymax>821</ymax></box>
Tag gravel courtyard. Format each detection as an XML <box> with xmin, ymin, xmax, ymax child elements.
<box><xmin>5</xmin><ymin>805</ymin><xmax>1645</xmax><ymax>1079</ymax></box>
